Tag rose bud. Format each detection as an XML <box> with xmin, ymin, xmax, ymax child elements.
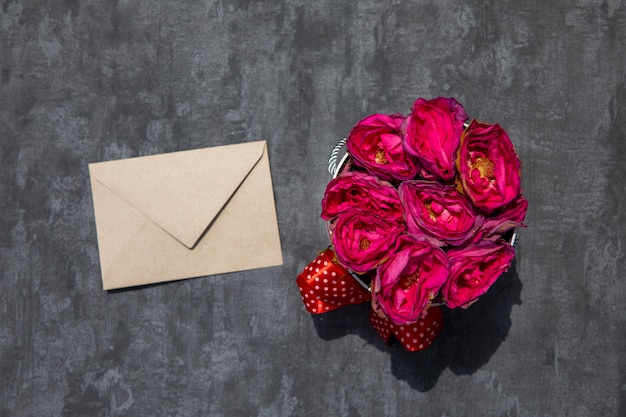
<box><xmin>372</xmin><ymin>235</ymin><xmax>450</xmax><ymax>325</ymax></box>
<box><xmin>321</xmin><ymin>171</ymin><xmax>403</xmax><ymax>221</ymax></box>
<box><xmin>457</xmin><ymin>120</ymin><xmax>522</xmax><ymax>213</ymax></box>
<box><xmin>403</xmin><ymin>97</ymin><xmax>467</xmax><ymax>181</ymax></box>
<box><xmin>476</xmin><ymin>194</ymin><xmax>528</xmax><ymax>242</ymax></box>
<box><xmin>443</xmin><ymin>241</ymin><xmax>515</xmax><ymax>309</ymax></box>
<box><xmin>399</xmin><ymin>180</ymin><xmax>483</xmax><ymax>246</ymax></box>
<box><xmin>347</xmin><ymin>113</ymin><xmax>419</xmax><ymax>181</ymax></box>
<box><xmin>331</xmin><ymin>208</ymin><xmax>404</xmax><ymax>274</ymax></box>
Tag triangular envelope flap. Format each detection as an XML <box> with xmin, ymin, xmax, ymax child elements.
<box><xmin>90</xmin><ymin>141</ymin><xmax>266</xmax><ymax>248</ymax></box>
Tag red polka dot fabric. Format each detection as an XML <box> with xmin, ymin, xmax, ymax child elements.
<box><xmin>296</xmin><ymin>248</ymin><xmax>444</xmax><ymax>351</ymax></box>
<box><xmin>296</xmin><ymin>248</ymin><xmax>371</xmax><ymax>314</ymax></box>
<box><xmin>369</xmin><ymin>306</ymin><xmax>443</xmax><ymax>351</ymax></box>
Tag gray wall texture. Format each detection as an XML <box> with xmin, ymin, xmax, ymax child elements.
<box><xmin>1</xmin><ymin>0</ymin><xmax>625</xmax><ymax>416</ymax></box>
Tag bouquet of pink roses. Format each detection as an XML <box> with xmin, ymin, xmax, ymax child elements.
<box><xmin>297</xmin><ymin>96</ymin><xmax>527</xmax><ymax>351</ymax></box>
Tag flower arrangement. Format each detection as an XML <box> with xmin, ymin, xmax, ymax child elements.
<box><xmin>297</xmin><ymin>96</ymin><xmax>527</xmax><ymax>351</ymax></box>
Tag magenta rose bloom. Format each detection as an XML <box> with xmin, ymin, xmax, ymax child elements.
<box><xmin>443</xmin><ymin>241</ymin><xmax>515</xmax><ymax>308</ymax></box>
<box><xmin>457</xmin><ymin>120</ymin><xmax>522</xmax><ymax>213</ymax></box>
<box><xmin>321</xmin><ymin>171</ymin><xmax>403</xmax><ymax>221</ymax></box>
<box><xmin>331</xmin><ymin>208</ymin><xmax>404</xmax><ymax>273</ymax></box>
<box><xmin>372</xmin><ymin>235</ymin><xmax>450</xmax><ymax>325</ymax></box>
<box><xmin>476</xmin><ymin>194</ymin><xmax>528</xmax><ymax>242</ymax></box>
<box><xmin>347</xmin><ymin>113</ymin><xmax>419</xmax><ymax>181</ymax></box>
<box><xmin>403</xmin><ymin>97</ymin><xmax>467</xmax><ymax>181</ymax></box>
<box><xmin>399</xmin><ymin>180</ymin><xmax>483</xmax><ymax>246</ymax></box>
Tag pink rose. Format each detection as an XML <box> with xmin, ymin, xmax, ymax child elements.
<box><xmin>457</xmin><ymin>120</ymin><xmax>522</xmax><ymax>213</ymax></box>
<box><xmin>476</xmin><ymin>194</ymin><xmax>528</xmax><ymax>242</ymax></box>
<box><xmin>443</xmin><ymin>241</ymin><xmax>515</xmax><ymax>308</ymax></box>
<box><xmin>331</xmin><ymin>208</ymin><xmax>404</xmax><ymax>273</ymax></box>
<box><xmin>399</xmin><ymin>180</ymin><xmax>483</xmax><ymax>246</ymax></box>
<box><xmin>321</xmin><ymin>171</ymin><xmax>403</xmax><ymax>221</ymax></box>
<box><xmin>403</xmin><ymin>97</ymin><xmax>467</xmax><ymax>181</ymax></box>
<box><xmin>372</xmin><ymin>235</ymin><xmax>450</xmax><ymax>325</ymax></box>
<box><xmin>347</xmin><ymin>113</ymin><xmax>419</xmax><ymax>181</ymax></box>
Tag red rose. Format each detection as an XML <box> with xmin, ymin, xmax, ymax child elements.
<box><xmin>443</xmin><ymin>241</ymin><xmax>515</xmax><ymax>308</ymax></box>
<box><xmin>399</xmin><ymin>180</ymin><xmax>483</xmax><ymax>246</ymax></box>
<box><xmin>347</xmin><ymin>113</ymin><xmax>419</xmax><ymax>181</ymax></box>
<box><xmin>372</xmin><ymin>235</ymin><xmax>450</xmax><ymax>325</ymax></box>
<box><xmin>331</xmin><ymin>208</ymin><xmax>404</xmax><ymax>273</ymax></box>
<box><xmin>457</xmin><ymin>120</ymin><xmax>522</xmax><ymax>213</ymax></box>
<box><xmin>476</xmin><ymin>194</ymin><xmax>528</xmax><ymax>242</ymax></box>
<box><xmin>403</xmin><ymin>97</ymin><xmax>467</xmax><ymax>181</ymax></box>
<box><xmin>321</xmin><ymin>171</ymin><xmax>403</xmax><ymax>221</ymax></box>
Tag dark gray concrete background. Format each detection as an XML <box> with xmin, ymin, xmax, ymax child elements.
<box><xmin>1</xmin><ymin>1</ymin><xmax>624</xmax><ymax>416</ymax></box>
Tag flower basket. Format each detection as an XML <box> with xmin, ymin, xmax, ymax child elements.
<box><xmin>296</xmin><ymin>97</ymin><xmax>528</xmax><ymax>351</ymax></box>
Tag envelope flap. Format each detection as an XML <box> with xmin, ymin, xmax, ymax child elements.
<box><xmin>89</xmin><ymin>141</ymin><xmax>267</xmax><ymax>249</ymax></box>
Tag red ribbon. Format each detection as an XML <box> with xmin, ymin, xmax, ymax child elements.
<box><xmin>369</xmin><ymin>306</ymin><xmax>443</xmax><ymax>351</ymax></box>
<box><xmin>296</xmin><ymin>248</ymin><xmax>371</xmax><ymax>313</ymax></box>
<box><xmin>296</xmin><ymin>248</ymin><xmax>444</xmax><ymax>351</ymax></box>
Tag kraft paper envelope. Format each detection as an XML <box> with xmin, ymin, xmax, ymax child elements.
<box><xmin>89</xmin><ymin>140</ymin><xmax>283</xmax><ymax>290</ymax></box>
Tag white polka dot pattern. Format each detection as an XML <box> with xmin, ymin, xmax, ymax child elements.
<box><xmin>369</xmin><ymin>306</ymin><xmax>443</xmax><ymax>351</ymax></box>
<box><xmin>296</xmin><ymin>248</ymin><xmax>371</xmax><ymax>314</ymax></box>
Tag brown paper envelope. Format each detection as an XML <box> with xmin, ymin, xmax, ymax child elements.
<box><xmin>88</xmin><ymin>140</ymin><xmax>283</xmax><ymax>290</ymax></box>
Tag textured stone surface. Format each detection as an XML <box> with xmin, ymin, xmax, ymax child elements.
<box><xmin>1</xmin><ymin>1</ymin><xmax>624</xmax><ymax>416</ymax></box>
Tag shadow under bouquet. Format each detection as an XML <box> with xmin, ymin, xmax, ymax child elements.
<box><xmin>297</xmin><ymin>96</ymin><xmax>528</xmax><ymax>351</ymax></box>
